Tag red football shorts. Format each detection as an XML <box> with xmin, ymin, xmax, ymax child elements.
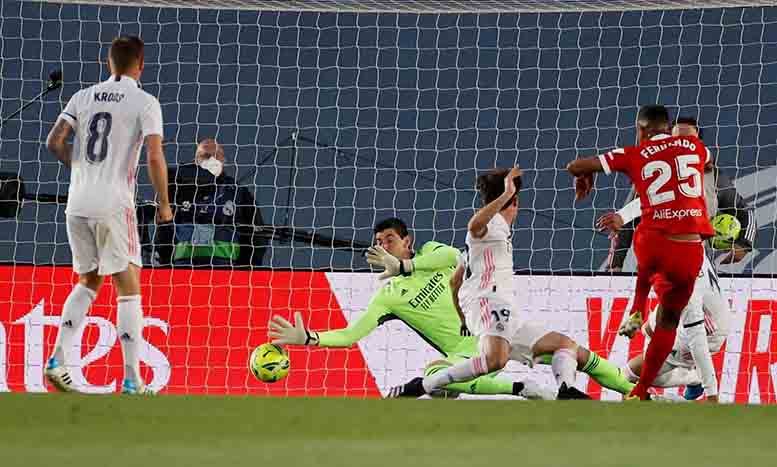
<box><xmin>633</xmin><ymin>228</ymin><xmax>704</xmax><ymax>313</ymax></box>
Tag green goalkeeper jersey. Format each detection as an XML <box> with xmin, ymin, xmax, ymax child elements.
<box><xmin>318</xmin><ymin>241</ymin><xmax>478</xmax><ymax>357</ymax></box>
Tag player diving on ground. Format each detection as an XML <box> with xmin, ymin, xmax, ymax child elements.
<box><xmin>268</xmin><ymin>217</ymin><xmax>551</xmax><ymax>399</ymax></box>
<box><xmin>388</xmin><ymin>168</ymin><xmax>635</xmax><ymax>399</ymax></box>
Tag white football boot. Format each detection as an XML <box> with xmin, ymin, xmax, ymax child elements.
<box><xmin>44</xmin><ymin>357</ymin><xmax>77</xmax><ymax>393</ymax></box>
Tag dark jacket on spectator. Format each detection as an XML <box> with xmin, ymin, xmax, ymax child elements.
<box><xmin>155</xmin><ymin>164</ymin><xmax>267</xmax><ymax>267</ymax></box>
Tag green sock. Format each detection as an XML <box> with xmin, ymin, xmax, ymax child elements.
<box><xmin>424</xmin><ymin>362</ymin><xmax>517</xmax><ymax>396</ymax></box>
<box><xmin>581</xmin><ymin>351</ymin><xmax>636</xmax><ymax>395</ymax></box>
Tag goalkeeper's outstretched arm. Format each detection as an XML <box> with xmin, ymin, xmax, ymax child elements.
<box><xmin>367</xmin><ymin>241</ymin><xmax>459</xmax><ymax>279</ymax></box>
<box><xmin>268</xmin><ymin>300</ymin><xmax>387</xmax><ymax>348</ymax></box>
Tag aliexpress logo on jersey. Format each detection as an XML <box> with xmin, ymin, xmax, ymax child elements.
<box><xmin>652</xmin><ymin>208</ymin><xmax>704</xmax><ymax>220</ymax></box>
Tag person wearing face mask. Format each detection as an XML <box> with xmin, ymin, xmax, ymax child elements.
<box><xmin>154</xmin><ymin>138</ymin><xmax>267</xmax><ymax>267</ymax></box>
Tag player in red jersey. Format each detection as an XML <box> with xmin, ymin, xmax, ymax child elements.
<box><xmin>566</xmin><ymin>105</ymin><xmax>715</xmax><ymax>400</ymax></box>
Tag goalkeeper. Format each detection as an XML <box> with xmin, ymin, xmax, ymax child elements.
<box><xmin>268</xmin><ymin>217</ymin><xmax>549</xmax><ymax>399</ymax></box>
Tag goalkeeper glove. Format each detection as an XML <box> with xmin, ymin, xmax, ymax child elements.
<box><xmin>618</xmin><ymin>311</ymin><xmax>643</xmax><ymax>339</ymax></box>
<box><xmin>365</xmin><ymin>245</ymin><xmax>414</xmax><ymax>280</ymax></box>
<box><xmin>268</xmin><ymin>312</ymin><xmax>320</xmax><ymax>346</ymax></box>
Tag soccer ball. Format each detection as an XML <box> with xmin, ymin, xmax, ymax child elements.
<box><xmin>249</xmin><ymin>343</ymin><xmax>290</xmax><ymax>383</ymax></box>
<box><xmin>711</xmin><ymin>213</ymin><xmax>741</xmax><ymax>250</ymax></box>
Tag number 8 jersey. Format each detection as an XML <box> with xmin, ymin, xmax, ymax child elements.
<box><xmin>58</xmin><ymin>75</ymin><xmax>163</xmax><ymax>218</ymax></box>
<box><xmin>598</xmin><ymin>133</ymin><xmax>715</xmax><ymax>238</ymax></box>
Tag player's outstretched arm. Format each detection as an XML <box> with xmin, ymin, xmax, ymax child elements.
<box><xmin>268</xmin><ymin>312</ymin><xmax>321</xmax><ymax>346</ymax></box>
<box><xmin>468</xmin><ymin>166</ymin><xmax>521</xmax><ymax>238</ymax></box>
<box><xmin>566</xmin><ymin>156</ymin><xmax>604</xmax><ymax>177</ymax></box>
<box><xmin>412</xmin><ymin>242</ymin><xmax>459</xmax><ymax>272</ymax></box>
<box><xmin>566</xmin><ymin>157</ymin><xmax>604</xmax><ymax>201</ymax></box>
<box><xmin>367</xmin><ymin>241</ymin><xmax>459</xmax><ymax>279</ymax></box>
<box><xmin>145</xmin><ymin>134</ymin><xmax>173</xmax><ymax>223</ymax></box>
<box><xmin>46</xmin><ymin>119</ymin><xmax>74</xmax><ymax>167</ymax></box>
<box><xmin>269</xmin><ymin>300</ymin><xmax>385</xmax><ymax>348</ymax></box>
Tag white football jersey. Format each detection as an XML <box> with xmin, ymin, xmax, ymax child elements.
<box><xmin>458</xmin><ymin>214</ymin><xmax>514</xmax><ymax>306</ymax></box>
<box><xmin>58</xmin><ymin>75</ymin><xmax>163</xmax><ymax>218</ymax></box>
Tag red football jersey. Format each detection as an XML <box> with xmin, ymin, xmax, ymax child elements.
<box><xmin>599</xmin><ymin>134</ymin><xmax>715</xmax><ymax>238</ymax></box>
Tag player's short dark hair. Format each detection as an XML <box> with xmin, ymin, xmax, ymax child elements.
<box><xmin>109</xmin><ymin>36</ymin><xmax>145</xmax><ymax>74</ymax></box>
<box><xmin>476</xmin><ymin>168</ymin><xmax>522</xmax><ymax>209</ymax></box>
<box><xmin>637</xmin><ymin>105</ymin><xmax>671</xmax><ymax>132</ymax></box>
<box><xmin>374</xmin><ymin>217</ymin><xmax>409</xmax><ymax>238</ymax></box>
<box><xmin>674</xmin><ymin>115</ymin><xmax>703</xmax><ymax>138</ymax></box>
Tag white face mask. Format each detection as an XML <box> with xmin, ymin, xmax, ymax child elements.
<box><xmin>199</xmin><ymin>157</ymin><xmax>223</xmax><ymax>177</ymax></box>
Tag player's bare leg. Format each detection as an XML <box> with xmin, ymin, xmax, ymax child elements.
<box><xmin>113</xmin><ymin>264</ymin><xmax>151</xmax><ymax>395</ymax></box>
<box><xmin>46</xmin><ymin>270</ymin><xmax>104</xmax><ymax>392</ymax></box>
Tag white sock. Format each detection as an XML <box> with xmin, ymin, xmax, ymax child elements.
<box><xmin>686</xmin><ymin>323</ymin><xmax>718</xmax><ymax>396</ymax></box>
<box><xmin>551</xmin><ymin>348</ymin><xmax>577</xmax><ymax>387</ymax></box>
<box><xmin>623</xmin><ymin>364</ymin><xmax>640</xmax><ymax>383</ymax></box>
<box><xmin>117</xmin><ymin>295</ymin><xmax>144</xmax><ymax>386</ymax></box>
<box><xmin>422</xmin><ymin>355</ymin><xmax>489</xmax><ymax>393</ymax></box>
<box><xmin>652</xmin><ymin>367</ymin><xmax>701</xmax><ymax>388</ymax></box>
<box><xmin>52</xmin><ymin>284</ymin><xmax>96</xmax><ymax>365</ymax></box>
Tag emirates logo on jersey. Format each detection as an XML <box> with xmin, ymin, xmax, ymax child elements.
<box><xmin>408</xmin><ymin>272</ymin><xmax>446</xmax><ymax>310</ymax></box>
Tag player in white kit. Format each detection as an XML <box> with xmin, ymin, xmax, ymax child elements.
<box><xmin>400</xmin><ymin>167</ymin><xmax>596</xmax><ymax>399</ymax></box>
<box><xmin>44</xmin><ymin>36</ymin><xmax>172</xmax><ymax>394</ymax></box>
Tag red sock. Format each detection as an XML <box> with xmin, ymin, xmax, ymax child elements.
<box><xmin>630</xmin><ymin>326</ymin><xmax>676</xmax><ymax>399</ymax></box>
<box><xmin>631</xmin><ymin>271</ymin><xmax>651</xmax><ymax>318</ymax></box>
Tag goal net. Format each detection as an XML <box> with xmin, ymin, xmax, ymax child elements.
<box><xmin>0</xmin><ymin>0</ymin><xmax>775</xmax><ymax>402</ymax></box>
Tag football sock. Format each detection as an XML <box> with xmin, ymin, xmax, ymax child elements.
<box><xmin>424</xmin><ymin>361</ymin><xmax>515</xmax><ymax>396</ymax></box>
<box><xmin>449</xmin><ymin>375</ymin><xmax>513</xmax><ymax>395</ymax></box>
<box><xmin>632</xmin><ymin>271</ymin><xmax>651</xmax><ymax>317</ymax></box>
<box><xmin>422</xmin><ymin>355</ymin><xmax>489</xmax><ymax>393</ymax></box>
<box><xmin>686</xmin><ymin>322</ymin><xmax>718</xmax><ymax>396</ymax></box>
<box><xmin>551</xmin><ymin>348</ymin><xmax>577</xmax><ymax>387</ymax></box>
<box><xmin>52</xmin><ymin>284</ymin><xmax>96</xmax><ymax>365</ymax></box>
<box><xmin>630</xmin><ymin>325</ymin><xmax>676</xmax><ymax>399</ymax></box>
<box><xmin>117</xmin><ymin>295</ymin><xmax>144</xmax><ymax>387</ymax></box>
<box><xmin>581</xmin><ymin>351</ymin><xmax>636</xmax><ymax>395</ymax></box>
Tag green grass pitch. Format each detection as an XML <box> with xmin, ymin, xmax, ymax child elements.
<box><xmin>1</xmin><ymin>393</ymin><xmax>775</xmax><ymax>467</ymax></box>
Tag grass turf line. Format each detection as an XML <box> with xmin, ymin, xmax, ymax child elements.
<box><xmin>1</xmin><ymin>393</ymin><xmax>775</xmax><ymax>467</ymax></box>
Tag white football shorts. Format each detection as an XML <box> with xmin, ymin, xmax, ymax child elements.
<box><xmin>463</xmin><ymin>292</ymin><xmax>520</xmax><ymax>342</ymax></box>
<box><xmin>66</xmin><ymin>208</ymin><xmax>142</xmax><ymax>276</ymax></box>
<box><xmin>463</xmin><ymin>293</ymin><xmax>547</xmax><ymax>366</ymax></box>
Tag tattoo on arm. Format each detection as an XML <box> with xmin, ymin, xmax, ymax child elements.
<box><xmin>47</xmin><ymin>119</ymin><xmax>74</xmax><ymax>167</ymax></box>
